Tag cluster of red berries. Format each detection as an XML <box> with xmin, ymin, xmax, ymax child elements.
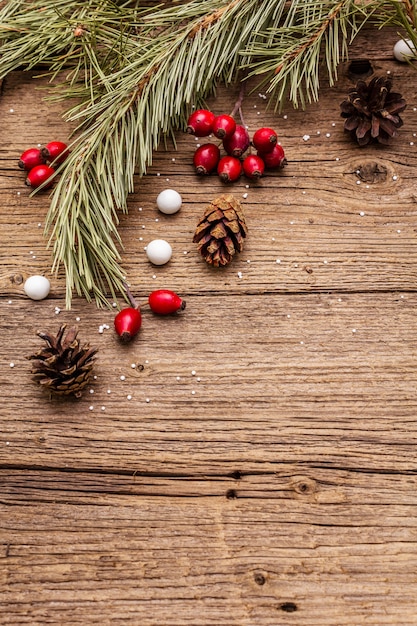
<box><xmin>18</xmin><ymin>141</ymin><xmax>69</xmax><ymax>189</ymax></box>
<box><xmin>114</xmin><ymin>289</ymin><xmax>185</xmax><ymax>343</ymax></box>
<box><xmin>187</xmin><ymin>109</ymin><xmax>286</xmax><ymax>182</ymax></box>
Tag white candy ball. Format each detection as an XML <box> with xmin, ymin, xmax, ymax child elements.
<box><xmin>393</xmin><ymin>38</ymin><xmax>416</xmax><ymax>62</ymax></box>
<box><xmin>24</xmin><ymin>275</ymin><xmax>51</xmax><ymax>300</ymax></box>
<box><xmin>156</xmin><ymin>189</ymin><xmax>182</xmax><ymax>214</ymax></box>
<box><xmin>146</xmin><ymin>239</ymin><xmax>173</xmax><ymax>265</ymax></box>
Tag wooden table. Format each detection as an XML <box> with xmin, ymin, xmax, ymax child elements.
<box><xmin>1</xmin><ymin>26</ymin><xmax>417</xmax><ymax>625</ymax></box>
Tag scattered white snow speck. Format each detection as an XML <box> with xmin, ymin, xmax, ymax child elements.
<box><xmin>107</xmin><ymin>389</ymin><xmax>111</xmax><ymax>394</ymax></box>
<box><xmin>76</xmin><ymin>317</ymin><xmax>81</xmax><ymax>322</ymax></box>
<box><xmin>242</xmin><ymin>193</ymin><xmax>248</xmax><ymax>199</ymax></box>
<box><xmin>191</xmin><ymin>390</ymin><xmax>196</xmax><ymax>395</ymax></box>
<box><xmin>326</xmin><ymin>133</ymin><xmax>331</xmax><ymax>138</ymax></box>
<box><xmin>101</xmin><ymin>406</ymin><xmax>106</xmax><ymax>411</ymax></box>
<box><xmin>89</xmin><ymin>405</ymin><xmax>94</xmax><ymax>411</ymax></box>
<box><xmin>393</xmin><ymin>175</ymin><xmax>398</xmax><ymax>181</ymax></box>
<box><xmin>127</xmin><ymin>395</ymin><xmax>132</xmax><ymax>400</ymax></box>
<box><xmin>303</xmin><ymin>134</ymin><xmax>310</xmax><ymax>141</ymax></box>
<box><xmin>276</xmin><ymin>259</ymin><xmax>281</xmax><ymax>264</ymax></box>
<box><xmin>146</xmin><ymin>398</ymin><xmax>150</xmax><ymax>403</ymax></box>
<box><xmin>237</xmin><ymin>271</ymin><xmax>243</xmax><ymax>278</ymax></box>
<box><xmin>360</xmin><ymin>211</ymin><xmax>365</xmax><ymax>216</ymax></box>
<box><xmin>89</xmin><ymin>389</ymin><xmax>94</xmax><ymax>394</ymax></box>
<box><xmin>120</xmin><ymin>375</ymin><xmax>126</xmax><ymax>381</ymax></box>
<box><xmin>131</xmin><ymin>363</ymin><xmax>136</xmax><ymax>369</ymax></box>
<box><xmin>10</xmin><ymin>363</ymin><xmax>14</xmax><ymax>368</ymax></box>
<box><xmin>191</xmin><ymin>370</ymin><xmax>196</xmax><ymax>376</ymax></box>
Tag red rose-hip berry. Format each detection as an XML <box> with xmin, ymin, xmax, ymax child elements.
<box><xmin>41</xmin><ymin>141</ymin><xmax>69</xmax><ymax>165</ymax></box>
<box><xmin>18</xmin><ymin>147</ymin><xmax>45</xmax><ymax>171</ymax></box>
<box><xmin>242</xmin><ymin>154</ymin><xmax>265</xmax><ymax>180</ymax></box>
<box><xmin>186</xmin><ymin>109</ymin><xmax>215</xmax><ymax>137</ymax></box>
<box><xmin>212</xmin><ymin>114</ymin><xmax>236</xmax><ymax>139</ymax></box>
<box><xmin>114</xmin><ymin>307</ymin><xmax>142</xmax><ymax>342</ymax></box>
<box><xmin>25</xmin><ymin>164</ymin><xmax>55</xmax><ymax>189</ymax></box>
<box><xmin>252</xmin><ymin>127</ymin><xmax>278</xmax><ymax>154</ymax></box>
<box><xmin>148</xmin><ymin>289</ymin><xmax>186</xmax><ymax>315</ymax></box>
<box><xmin>193</xmin><ymin>143</ymin><xmax>220</xmax><ymax>175</ymax></box>
<box><xmin>217</xmin><ymin>156</ymin><xmax>242</xmax><ymax>183</ymax></box>
<box><xmin>260</xmin><ymin>143</ymin><xmax>287</xmax><ymax>169</ymax></box>
<box><xmin>222</xmin><ymin>124</ymin><xmax>250</xmax><ymax>158</ymax></box>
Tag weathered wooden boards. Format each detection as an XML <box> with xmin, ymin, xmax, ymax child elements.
<box><xmin>1</xmin><ymin>24</ymin><xmax>417</xmax><ymax>625</ymax></box>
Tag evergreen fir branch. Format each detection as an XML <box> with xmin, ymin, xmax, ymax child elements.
<box><xmin>1</xmin><ymin>0</ymin><xmax>416</xmax><ymax>307</ymax></box>
<box><xmin>242</xmin><ymin>0</ymin><xmax>384</xmax><ymax>109</ymax></box>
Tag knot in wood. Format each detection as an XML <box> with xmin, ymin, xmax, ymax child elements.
<box><xmin>356</xmin><ymin>162</ymin><xmax>388</xmax><ymax>184</ymax></box>
<box><xmin>347</xmin><ymin>59</ymin><xmax>373</xmax><ymax>80</ymax></box>
<box><xmin>279</xmin><ymin>602</ymin><xmax>298</xmax><ymax>613</ymax></box>
<box><xmin>292</xmin><ymin>476</ymin><xmax>317</xmax><ymax>496</ymax></box>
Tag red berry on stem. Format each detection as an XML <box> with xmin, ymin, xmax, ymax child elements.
<box><xmin>252</xmin><ymin>127</ymin><xmax>278</xmax><ymax>154</ymax></box>
<box><xmin>186</xmin><ymin>109</ymin><xmax>215</xmax><ymax>137</ymax></box>
<box><xmin>260</xmin><ymin>143</ymin><xmax>286</xmax><ymax>169</ymax></box>
<box><xmin>212</xmin><ymin>114</ymin><xmax>236</xmax><ymax>139</ymax></box>
<box><xmin>193</xmin><ymin>143</ymin><xmax>220</xmax><ymax>175</ymax></box>
<box><xmin>25</xmin><ymin>164</ymin><xmax>55</xmax><ymax>189</ymax></box>
<box><xmin>41</xmin><ymin>141</ymin><xmax>69</xmax><ymax>165</ymax></box>
<box><xmin>217</xmin><ymin>156</ymin><xmax>242</xmax><ymax>183</ymax></box>
<box><xmin>148</xmin><ymin>289</ymin><xmax>186</xmax><ymax>315</ymax></box>
<box><xmin>222</xmin><ymin>124</ymin><xmax>250</xmax><ymax>158</ymax></box>
<box><xmin>18</xmin><ymin>147</ymin><xmax>45</xmax><ymax>171</ymax></box>
<box><xmin>114</xmin><ymin>307</ymin><xmax>142</xmax><ymax>342</ymax></box>
<box><xmin>242</xmin><ymin>154</ymin><xmax>265</xmax><ymax>180</ymax></box>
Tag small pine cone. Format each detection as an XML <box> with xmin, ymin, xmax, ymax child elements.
<box><xmin>193</xmin><ymin>194</ymin><xmax>248</xmax><ymax>266</ymax></box>
<box><xmin>27</xmin><ymin>324</ymin><xmax>98</xmax><ymax>398</ymax></box>
<box><xmin>340</xmin><ymin>75</ymin><xmax>406</xmax><ymax>146</ymax></box>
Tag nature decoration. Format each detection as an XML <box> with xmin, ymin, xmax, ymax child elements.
<box><xmin>193</xmin><ymin>194</ymin><xmax>248</xmax><ymax>267</ymax></box>
<box><xmin>27</xmin><ymin>324</ymin><xmax>98</xmax><ymax>398</ymax></box>
<box><xmin>1</xmin><ymin>0</ymin><xmax>416</xmax><ymax>308</ymax></box>
<box><xmin>340</xmin><ymin>75</ymin><xmax>407</xmax><ymax>145</ymax></box>
<box><xmin>187</xmin><ymin>104</ymin><xmax>286</xmax><ymax>181</ymax></box>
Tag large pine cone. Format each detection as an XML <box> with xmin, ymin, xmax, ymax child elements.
<box><xmin>340</xmin><ymin>75</ymin><xmax>406</xmax><ymax>146</ymax></box>
<box><xmin>193</xmin><ymin>194</ymin><xmax>248</xmax><ymax>266</ymax></box>
<box><xmin>27</xmin><ymin>324</ymin><xmax>98</xmax><ymax>398</ymax></box>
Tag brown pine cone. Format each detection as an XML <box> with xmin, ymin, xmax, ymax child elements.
<box><xmin>340</xmin><ymin>75</ymin><xmax>406</xmax><ymax>146</ymax></box>
<box><xmin>193</xmin><ymin>194</ymin><xmax>248</xmax><ymax>266</ymax></box>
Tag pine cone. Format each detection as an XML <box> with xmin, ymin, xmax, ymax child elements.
<box><xmin>193</xmin><ymin>194</ymin><xmax>248</xmax><ymax>266</ymax></box>
<box><xmin>340</xmin><ymin>75</ymin><xmax>406</xmax><ymax>146</ymax></box>
<box><xmin>27</xmin><ymin>324</ymin><xmax>98</xmax><ymax>398</ymax></box>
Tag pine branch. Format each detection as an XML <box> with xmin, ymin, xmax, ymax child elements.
<box><xmin>0</xmin><ymin>0</ymin><xmax>415</xmax><ymax>307</ymax></box>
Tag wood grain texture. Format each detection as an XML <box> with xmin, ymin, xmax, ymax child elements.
<box><xmin>1</xmin><ymin>24</ymin><xmax>417</xmax><ymax>625</ymax></box>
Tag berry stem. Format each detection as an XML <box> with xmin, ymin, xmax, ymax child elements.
<box><xmin>230</xmin><ymin>82</ymin><xmax>246</xmax><ymax>128</ymax></box>
<box><xmin>123</xmin><ymin>282</ymin><xmax>138</xmax><ymax>308</ymax></box>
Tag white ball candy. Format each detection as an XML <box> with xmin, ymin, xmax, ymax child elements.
<box><xmin>24</xmin><ymin>275</ymin><xmax>51</xmax><ymax>300</ymax></box>
<box><xmin>156</xmin><ymin>189</ymin><xmax>182</xmax><ymax>214</ymax></box>
<box><xmin>393</xmin><ymin>38</ymin><xmax>416</xmax><ymax>62</ymax></box>
<box><xmin>146</xmin><ymin>239</ymin><xmax>173</xmax><ymax>265</ymax></box>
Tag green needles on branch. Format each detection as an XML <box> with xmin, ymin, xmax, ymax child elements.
<box><xmin>0</xmin><ymin>0</ymin><xmax>415</xmax><ymax>307</ymax></box>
